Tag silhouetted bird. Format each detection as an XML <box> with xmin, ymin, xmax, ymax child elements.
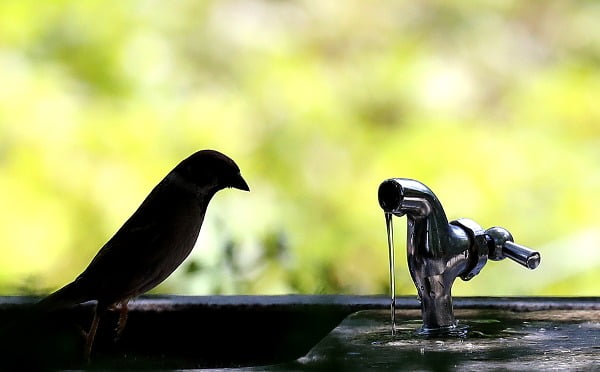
<box><xmin>36</xmin><ymin>149</ymin><xmax>249</xmax><ymax>359</ymax></box>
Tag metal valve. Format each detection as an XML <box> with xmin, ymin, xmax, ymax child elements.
<box><xmin>485</xmin><ymin>227</ymin><xmax>540</xmax><ymax>269</ymax></box>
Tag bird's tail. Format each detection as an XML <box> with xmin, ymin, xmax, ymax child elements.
<box><xmin>35</xmin><ymin>281</ymin><xmax>90</xmax><ymax>313</ymax></box>
<box><xmin>0</xmin><ymin>281</ymin><xmax>91</xmax><ymax>367</ymax></box>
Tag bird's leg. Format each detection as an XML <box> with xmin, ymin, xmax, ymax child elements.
<box><xmin>114</xmin><ymin>300</ymin><xmax>129</xmax><ymax>341</ymax></box>
<box><xmin>84</xmin><ymin>306</ymin><xmax>102</xmax><ymax>362</ymax></box>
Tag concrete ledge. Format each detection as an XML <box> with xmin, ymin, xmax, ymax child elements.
<box><xmin>3</xmin><ymin>294</ymin><xmax>598</xmax><ymax>309</ymax></box>
<box><xmin>0</xmin><ymin>295</ymin><xmax>598</xmax><ymax>369</ymax></box>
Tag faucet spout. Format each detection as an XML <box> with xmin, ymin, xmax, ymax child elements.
<box><xmin>378</xmin><ymin>178</ymin><xmax>461</xmax><ymax>258</ymax></box>
<box><xmin>379</xmin><ymin>179</ymin><xmax>471</xmax><ymax>329</ymax></box>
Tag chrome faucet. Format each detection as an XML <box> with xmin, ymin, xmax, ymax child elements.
<box><xmin>378</xmin><ymin>178</ymin><xmax>540</xmax><ymax>332</ymax></box>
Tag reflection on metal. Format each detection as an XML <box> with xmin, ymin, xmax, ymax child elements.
<box><xmin>378</xmin><ymin>178</ymin><xmax>541</xmax><ymax>332</ymax></box>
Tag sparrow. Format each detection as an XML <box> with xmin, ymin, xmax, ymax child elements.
<box><xmin>36</xmin><ymin>149</ymin><xmax>249</xmax><ymax>359</ymax></box>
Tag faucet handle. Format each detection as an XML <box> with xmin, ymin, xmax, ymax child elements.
<box><xmin>485</xmin><ymin>227</ymin><xmax>541</xmax><ymax>269</ymax></box>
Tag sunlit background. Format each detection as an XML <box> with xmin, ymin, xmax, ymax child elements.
<box><xmin>1</xmin><ymin>0</ymin><xmax>599</xmax><ymax>297</ymax></box>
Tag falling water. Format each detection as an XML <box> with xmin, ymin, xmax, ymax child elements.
<box><xmin>385</xmin><ymin>212</ymin><xmax>396</xmax><ymax>334</ymax></box>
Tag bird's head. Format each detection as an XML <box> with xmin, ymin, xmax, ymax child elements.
<box><xmin>173</xmin><ymin>150</ymin><xmax>250</xmax><ymax>195</ymax></box>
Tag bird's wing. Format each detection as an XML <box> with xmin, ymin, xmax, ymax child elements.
<box><xmin>77</xmin><ymin>186</ymin><xmax>204</xmax><ymax>303</ymax></box>
<box><xmin>77</xmin><ymin>216</ymin><xmax>164</xmax><ymax>296</ymax></box>
<box><xmin>79</xmin><ymin>180</ymin><xmax>173</xmax><ymax>282</ymax></box>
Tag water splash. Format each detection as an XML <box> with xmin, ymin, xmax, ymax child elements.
<box><xmin>416</xmin><ymin>323</ymin><xmax>469</xmax><ymax>338</ymax></box>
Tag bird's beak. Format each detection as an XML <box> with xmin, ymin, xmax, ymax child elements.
<box><xmin>230</xmin><ymin>173</ymin><xmax>250</xmax><ymax>191</ymax></box>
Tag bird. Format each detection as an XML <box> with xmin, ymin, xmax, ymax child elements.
<box><xmin>35</xmin><ymin>149</ymin><xmax>250</xmax><ymax>359</ymax></box>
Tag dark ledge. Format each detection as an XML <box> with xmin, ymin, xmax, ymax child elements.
<box><xmin>0</xmin><ymin>295</ymin><xmax>598</xmax><ymax>370</ymax></box>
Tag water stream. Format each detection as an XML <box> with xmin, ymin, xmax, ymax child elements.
<box><xmin>385</xmin><ymin>212</ymin><xmax>396</xmax><ymax>334</ymax></box>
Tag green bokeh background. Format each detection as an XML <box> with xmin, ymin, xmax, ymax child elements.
<box><xmin>1</xmin><ymin>1</ymin><xmax>598</xmax><ymax>297</ymax></box>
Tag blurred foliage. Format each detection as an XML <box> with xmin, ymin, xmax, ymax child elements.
<box><xmin>0</xmin><ymin>0</ymin><xmax>599</xmax><ymax>297</ymax></box>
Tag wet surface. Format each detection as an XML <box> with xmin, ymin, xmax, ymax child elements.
<box><xmin>279</xmin><ymin>309</ymin><xmax>600</xmax><ymax>371</ymax></box>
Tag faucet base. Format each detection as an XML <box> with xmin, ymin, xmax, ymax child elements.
<box><xmin>418</xmin><ymin>288</ymin><xmax>457</xmax><ymax>330</ymax></box>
